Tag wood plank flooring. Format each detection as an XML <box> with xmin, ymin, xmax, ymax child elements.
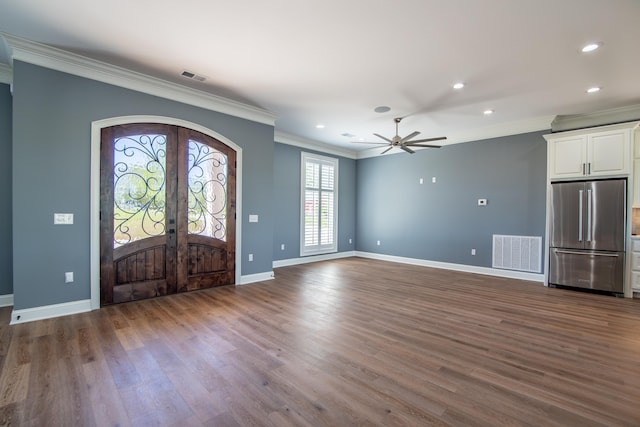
<box><xmin>1</xmin><ymin>257</ymin><xmax>640</xmax><ymax>426</ymax></box>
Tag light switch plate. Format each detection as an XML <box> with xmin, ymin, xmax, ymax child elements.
<box><xmin>249</xmin><ymin>214</ymin><xmax>259</xmax><ymax>223</ymax></box>
<box><xmin>478</xmin><ymin>199</ymin><xmax>488</xmax><ymax>206</ymax></box>
<box><xmin>54</xmin><ymin>213</ymin><xmax>74</xmax><ymax>224</ymax></box>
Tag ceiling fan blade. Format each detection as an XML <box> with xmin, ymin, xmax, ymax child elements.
<box><xmin>400</xmin><ymin>145</ymin><xmax>415</xmax><ymax>154</ymax></box>
<box><xmin>381</xmin><ymin>146</ymin><xmax>394</xmax><ymax>155</ymax></box>
<box><xmin>404</xmin><ymin>144</ymin><xmax>441</xmax><ymax>148</ymax></box>
<box><xmin>351</xmin><ymin>141</ymin><xmax>390</xmax><ymax>145</ymax></box>
<box><xmin>406</xmin><ymin>136</ymin><xmax>447</xmax><ymax>144</ymax></box>
<box><xmin>373</xmin><ymin>133</ymin><xmax>394</xmax><ymax>144</ymax></box>
<box><xmin>400</xmin><ymin>131</ymin><xmax>420</xmax><ymax>143</ymax></box>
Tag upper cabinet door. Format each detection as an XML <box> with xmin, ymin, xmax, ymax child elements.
<box><xmin>588</xmin><ymin>129</ymin><xmax>630</xmax><ymax>177</ymax></box>
<box><xmin>547</xmin><ymin>127</ymin><xmax>631</xmax><ymax>180</ymax></box>
<box><xmin>549</xmin><ymin>135</ymin><xmax>587</xmax><ymax>179</ymax></box>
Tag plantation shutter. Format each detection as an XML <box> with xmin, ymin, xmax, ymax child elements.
<box><xmin>301</xmin><ymin>153</ymin><xmax>338</xmax><ymax>256</ymax></box>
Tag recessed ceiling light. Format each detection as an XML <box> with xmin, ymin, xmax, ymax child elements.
<box><xmin>316</xmin><ymin>124</ymin><xmax>326</xmax><ymax>129</ymax></box>
<box><xmin>581</xmin><ymin>42</ymin><xmax>602</xmax><ymax>53</ymax></box>
<box><xmin>586</xmin><ymin>86</ymin><xmax>601</xmax><ymax>93</ymax></box>
<box><xmin>453</xmin><ymin>82</ymin><xmax>465</xmax><ymax>90</ymax></box>
<box><xmin>483</xmin><ymin>109</ymin><xmax>494</xmax><ymax>115</ymax></box>
<box><xmin>374</xmin><ymin>106</ymin><xmax>391</xmax><ymax>113</ymax></box>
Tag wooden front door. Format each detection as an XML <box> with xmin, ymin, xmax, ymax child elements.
<box><xmin>100</xmin><ymin>123</ymin><xmax>236</xmax><ymax>305</ymax></box>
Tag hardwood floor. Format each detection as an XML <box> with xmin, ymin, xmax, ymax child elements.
<box><xmin>1</xmin><ymin>257</ymin><xmax>640</xmax><ymax>426</ymax></box>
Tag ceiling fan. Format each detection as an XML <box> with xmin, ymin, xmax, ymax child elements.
<box><xmin>354</xmin><ymin>117</ymin><xmax>446</xmax><ymax>154</ymax></box>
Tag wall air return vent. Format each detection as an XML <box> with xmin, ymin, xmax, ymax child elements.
<box><xmin>492</xmin><ymin>234</ymin><xmax>542</xmax><ymax>273</ymax></box>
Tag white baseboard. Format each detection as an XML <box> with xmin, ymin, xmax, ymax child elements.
<box><xmin>5</xmin><ymin>252</ymin><xmax>540</xmax><ymax>325</ymax></box>
<box><xmin>10</xmin><ymin>299</ymin><xmax>92</xmax><ymax>325</ymax></box>
<box><xmin>273</xmin><ymin>251</ymin><xmax>357</xmax><ymax>268</ymax></box>
<box><xmin>355</xmin><ymin>251</ymin><xmax>545</xmax><ymax>283</ymax></box>
<box><xmin>0</xmin><ymin>294</ymin><xmax>14</xmax><ymax>307</ymax></box>
<box><xmin>240</xmin><ymin>271</ymin><xmax>275</xmax><ymax>285</ymax></box>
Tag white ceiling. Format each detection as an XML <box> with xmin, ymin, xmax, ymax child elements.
<box><xmin>1</xmin><ymin>0</ymin><xmax>639</xmax><ymax>153</ymax></box>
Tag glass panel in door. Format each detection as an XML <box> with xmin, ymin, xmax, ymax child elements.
<box><xmin>187</xmin><ymin>140</ymin><xmax>228</xmax><ymax>240</ymax></box>
<box><xmin>113</xmin><ymin>133</ymin><xmax>167</xmax><ymax>247</ymax></box>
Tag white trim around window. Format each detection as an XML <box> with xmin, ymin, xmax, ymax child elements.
<box><xmin>300</xmin><ymin>152</ymin><xmax>339</xmax><ymax>256</ymax></box>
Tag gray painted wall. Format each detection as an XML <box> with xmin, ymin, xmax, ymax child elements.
<box><xmin>0</xmin><ymin>84</ymin><xmax>12</xmax><ymax>295</ymax></box>
<box><xmin>12</xmin><ymin>61</ymin><xmax>274</xmax><ymax>310</ymax></box>
<box><xmin>356</xmin><ymin>131</ymin><xmax>547</xmax><ymax>268</ymax></box>
<box><xmin>7</xmin><ymin>58</ymin><xmax>548</xmax><ymax>312</ymax></box>
<box><xmin>273</xmin><ymin>142</ymin><xmax>356</xmax><ymax>260</ymax></box>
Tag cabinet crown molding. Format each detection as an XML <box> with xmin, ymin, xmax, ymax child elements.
<box><xmin>544</xmin><ymin>121</ymin><xmax>640</xmax><ymax>141</ymax></box>
<box><xmin>551</xmin><ymin>105</ymin><xmax>640</xmax><ymax>133</ymax></box>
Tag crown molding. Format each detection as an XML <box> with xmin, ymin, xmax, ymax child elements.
<box><xmin>356</xmin><ymin>115</ymin><xmax>554</xmax><ymax>159</ymax></box>
<box><xmin>0</xmin><ymin>63</ymin><xmax>12</xmax><ymax>84</ymax></box>
<box><xmin>551</xmin><ymin>104</ymin><xmax>640</xmax><ymax>133</ymax></box>
<box><xmin>275</xmin><ymin>130</ymin><xmax>357</xmax><ymax>159</ymax></box>
<box><xmin>544</xmin><ymin>120</ymin><xmax>640</xmax><ymax>141</ymax></box>
<box><xmin>1</xmin><ymin>33</ymin><xmax>276</xmax><ymax>126</ymax></box>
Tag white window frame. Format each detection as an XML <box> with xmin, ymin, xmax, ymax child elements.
<box><xmin>300</xmin><ymin>152</ymin><xmax>339</xmax><ymax>256</ymax></box>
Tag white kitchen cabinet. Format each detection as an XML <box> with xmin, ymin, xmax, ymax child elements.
<box><xmin>634</xmin><ymin>160</ymin><xmax>640</xmax><ymax>207</ymax></box>
<box><xmin>632</xmin><ymin>239</ymin><xmax>640</xmax><ymax>293</ymax></box>
<box><xmin>548</xmin><ymin>135</ymin><xmax>587</xmax><ymax>178</ymax></box>
<box><xmin>546</xmin><ymin>126</ymin><xmax>631</xmax><ymax>180</ymax></box>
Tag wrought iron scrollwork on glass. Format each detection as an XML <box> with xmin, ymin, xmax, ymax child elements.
<box><xmin>113</xmin><ymin>134</ymin><xmax>167</xmax><ymax>248</ymax></box>
<box><xmin>188</xmin><ymin>140</ymin><xmax>227</xmax><ymax>241</ymax></box>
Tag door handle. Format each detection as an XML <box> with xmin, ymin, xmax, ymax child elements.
<box><xmin>586</xmin><ymin>189</ymin><xmax>592</xmax><ymax>242</ymax></box>
<box><xmin>554</xmin><ymin>249</ymin><xmax>619</xmax><ymax>257</ymax></box>
<box><xmin>578</xmin><ymin>189</ymin><xmax>583</xmax><ymax>242</ymax></box>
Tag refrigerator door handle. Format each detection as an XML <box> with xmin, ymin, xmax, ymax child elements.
<box><xmin>553</xmin><ymin>249</ymin><xmax>620</xmax><ymax>257</ymax></box>
<box><xmin>587</xmin><ymin>189</ymin><xmax>592</xmax><ymax>242</ymax></box>
<box><xmin>578</xmin><ymin>190</ymin><xmax>583</xmax><ymax>241</ymax></box>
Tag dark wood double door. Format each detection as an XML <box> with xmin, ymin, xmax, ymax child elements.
<box><xmin>100</xmin><ymin>124</ymin><xmax>236</xmax><ymax>305</ymax></box>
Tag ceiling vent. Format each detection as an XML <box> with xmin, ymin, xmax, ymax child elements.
<box><xmin>181</xmin><ymin>70</ymin><xmax>206</xmax><ymax>82</ymax></box>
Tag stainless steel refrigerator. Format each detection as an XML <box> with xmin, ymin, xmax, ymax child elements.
<box><xmin>549</xmin><ymin>179</ymin><xmax>626</xmax><ymax>294</ymax></box>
